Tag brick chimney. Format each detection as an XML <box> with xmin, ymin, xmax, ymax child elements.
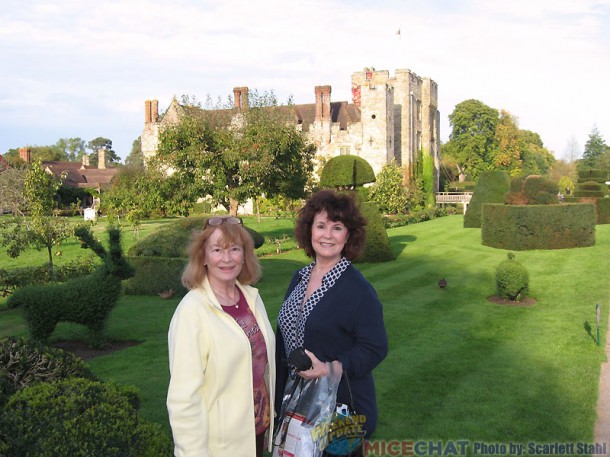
<box><xmin>144</xmin><ymin>100</ymin><xmax>159</xmax><ymax>124</ymax></box>
<box><xmin>19</xmin><ymin>147</ymin><xmax>31</xmax><ymax>163</ymax></box>
<box><xmin>98</xmin><ymin>148</ymin><xmax>106</xmax><ymax>169</ymax></box>
<box><xmin>314</xmin><ymin>85</ymin><xmax>332</xmax><ymax>122</ymax></box>
<box><xmin>233</xmin><ymin>87</ymin><xmax>249</xmax><ymax>109</ymax></box>
<box><xmin>81</xmin><ymin>154</ymin><xmax>90</xmax><ymax>168</ymax></box>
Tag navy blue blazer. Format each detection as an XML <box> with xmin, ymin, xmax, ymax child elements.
<box><xmin>275</xmin><ymin>264</ymin><xmax>388</xmax><ymax>437</ymax></box>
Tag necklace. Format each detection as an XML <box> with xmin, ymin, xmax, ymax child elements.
<box><xmin>214</xmin><ymin>286</ymin><xmax>240</xmax><ymax>308</ymax></box>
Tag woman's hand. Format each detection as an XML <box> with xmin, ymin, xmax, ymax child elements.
<box><xmin>297</xmin><ymin>350</ymin><xmax>342</xmax><ymax>380</ymax></box>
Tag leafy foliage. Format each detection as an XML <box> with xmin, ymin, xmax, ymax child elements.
<box><xmin>463</xmin><ymin>171</ymin><xmax>511</xmax><ymax>228</ymax></box>
<box><xmin>319</xmin><ymin>155</ymin><xmax>376</xmax><ymax>189</ymax></box>
<box><xmin>443</xmin><ymin>99</ymin><xmax>499</xmax><ymax>181</ymax></box>
<box><xmin>580</xmin><ymin>126</ymin><xmax>608</xmax><ymax>170</ymax></box>
<box><xmin>355</xmin><ymin>201</ymin><xmax>394</xmax><ymax>263</ymax></box>
<box><xmin>369</xmin><ymin>161</ymin><xmax>408</xmax><ymax>213</ymax></box>
<box><xmin>0</xmin><ymin>161</ymin><xmax>74</xmax><ymax>278</ymax></box>
<box><xmin>495</xmin><ymin>252</ymin><xmax>529</xmax><ymax>301</ymax></box>
<box><xmin>0</xmin><ymin>336</ymin><xmax>97</xmax><ymax>405</ymax></box>
<box><xmin>0</xmin><ymin>377</ymin><xmax>173</xmax><ymax>457</ymax></box>
<box><xmin>8</xmin><ymin>227</ymin><xmax>134</xmax><ymax>346</ymax></box>
<box><xmin>155</xmin><ymin>91</ymin><xmax>315</xmax><ymax>215</ymax></box>
<box><xmin>0</xmin><ymin>167</ymin><xmax>26</xmax><ymax>216</ymax></box>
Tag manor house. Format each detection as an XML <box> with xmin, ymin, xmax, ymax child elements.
<box><xmin>141</xmin><ymin>67</ymin><xmax>440</xmax><ymax>191</ymax></box>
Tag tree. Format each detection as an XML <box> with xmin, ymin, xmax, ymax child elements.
<box><xmin>493</xmin><ymin>110</ymin><xmax>522</xmax><ymax>176</ymax></box>
<box><xmin>563</xmin><ymin>135</ymin><xmax>581</xmax><ymax>163</ymax></box>
<box><xmin>56</xmin><ymin>138</ymin><xmax>86</xmax><ymax>162</ymax></box>
<box><xmin>369</xmin><ymin>161</ymin><xmax>408</xmax><ymax>214</ymax></box>
<box><xmin>0</xmin><ymin>161</ymin><xmax>73</xmax><ymax>278</ymax></box>
<box><xmin>580</xmin><ymin>125</ymin><xmax>608</xmax><ymax>170</ymax></box>
<box><xmin>87</xmin><ymin>137</ymin><xmax>120</xmax><ymax>165</ymax></box>
<box><xmin>519</xmin><ymin>130</ymin><xmax>555</xmax><ymax>176</ymax></box>
<box><xmin>0</xmin><ymin>167</ymin><xmax>27</xmax><ymax>216</ymax></box>
<box><xmin>155</xmin><ymin>90</ymin><xmax>315</xmax><ymax>215</ymax></box>
<box><xmin>125</xmin><ymin>136</ymin><xmax>144</xmax><ymax>168</ymax></box>
<box><xmin>442</xmin><ymin>99</ymin><xmax>499</xmax><ymax>181</ymax></box>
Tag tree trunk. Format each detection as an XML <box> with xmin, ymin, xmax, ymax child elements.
<box><xmin>229</xmin><ymin>198</ymin><xmax>239</xmax><ymax>216</ymax></box>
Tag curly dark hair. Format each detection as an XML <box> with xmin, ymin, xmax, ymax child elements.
<box><xmin>295</xmin><ymin>190</ymin><xmax>367</xmax><ymax>260</ymax></box>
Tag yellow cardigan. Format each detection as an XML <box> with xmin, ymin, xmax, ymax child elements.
<box><xmin>167</xmin><ymin>277</ymin><xmax>276</xmax><ymax>457</ymax></box>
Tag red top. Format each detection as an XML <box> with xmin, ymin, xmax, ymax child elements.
<box><xmin>222</xmin><ymin>289</ymin><xmax>270</xmax><ymax>434</ymax></box>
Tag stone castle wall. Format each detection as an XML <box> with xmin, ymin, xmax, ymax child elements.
<box><xmin>141</xmin><ymin>67</ymin><xmax>440</xmax><ymax>190</ymax></box>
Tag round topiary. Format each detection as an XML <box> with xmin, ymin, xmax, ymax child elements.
<box><xmin>128</xmin><ymin>216</ymin><xmax>264</xmax><ymax>257</ymax></box>
<box><xmin>319</xmin><ymin>155</ymin><xmax>376</xmax><ymax>189</ymax></box>
<box><xmin>0</xmin><ymin>377</ymin><xmax>173</xmax><ymax>457</ymax></box>
<box><xmin>495</xmin><ymin>252</ymin><xmax>529</xmax><ymax>301</ymax></box>
<box><xmin>0</xmin><ymin>336</ymin><xmax>97</xmax><ymax>406</ymax></box>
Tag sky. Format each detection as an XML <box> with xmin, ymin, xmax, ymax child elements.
<box><xmin>1</xmin><ymin>0</ymin><xmax>609</xmax><ymax>162</ymax></box>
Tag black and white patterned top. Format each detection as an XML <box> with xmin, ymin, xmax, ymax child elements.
<box><xmin>277</xmin><ymin>257</ymin><xmax>351</xmax><ymax>365</ymax></box>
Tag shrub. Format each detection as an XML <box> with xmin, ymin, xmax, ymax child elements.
<box><xmin>319</xmin><ymin>155</ymin><xmax>376</xmax><ymax>189</ymax></box>
<box><xmin>1</xmin><ymin>256</ymin><xmax>97</xmax><ymax>304</ymax></box>
<box><xmin>481</xmin><ymin>203</ymin><xmax>596</xmax><ymax>250</ymax></box>
<box><xmin>0</xmin><ymin>336</ymin><xmax>97</xmax><ymax>407</ymax></box>
<box><xmin>0</xmin><ymin>378</ymin><xmax>173</xmax><ymax>457</ymax></box>
<box><xmin>505</xmin><ymin>175</ymin><xmax>559</xmax><ymax>206</ymax></box>
<box><xmin>355</xmin><ymin>201</ymin><xmax>394</xmax><ymax>263</ymax></box>
<box><xmin>495</xmin><ymin>252</ymin><xmax>529</xmax><ymax>301</ymax></box>
<box><xmin>123</xmin><ymin>256</ymin><xmax>188</xmax><ymax>296</ymax></box>
<box><xmin>8</xmin><ymin>227</ymin><xmax>134</xmax><ymax>346</ymax></box>
<box><xmin>464</xmin><ymin>171</ymin><xmax>511</xmax><ymax>228</ymax></box>
<box><xmin>128</xmin><ymin>216</ymin><xmax>264</xmax><ymax>257</ymax></box>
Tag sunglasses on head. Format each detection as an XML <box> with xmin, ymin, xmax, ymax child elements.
<box><xmin>204</xmin><ymin>216</ymin><xmax>243</xmax><ymax>228</ymax></box>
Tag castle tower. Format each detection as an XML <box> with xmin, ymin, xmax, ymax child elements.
<box><xmin>351</xmin><ymin>69</ymin><xmax>395</xmax><ymax>174</ymax></box>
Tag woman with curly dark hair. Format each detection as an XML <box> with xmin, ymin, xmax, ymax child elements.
<box><xmin>275</xmin><ymin>189</ymin><xmax>388</xmax><ymax>454</ymax></box>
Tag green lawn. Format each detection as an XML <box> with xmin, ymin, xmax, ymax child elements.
<box><xmin>1</xmin><ymin>214</ymin><xmax>609</xmax><ymax>454</ymax></box>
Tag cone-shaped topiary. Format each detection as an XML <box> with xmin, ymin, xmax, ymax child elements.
<box><xmin>495</xmin><ymin>252</ymin><xmax>529</xmax><ymax>301</ymax></box>
<box><xmin>319</xmin><ymin>155</ymin><xmax>376</xmax><ymax>189</ymax></box>
<box><xmin>355</xmin><ymin>200</ymin><xmax>394</xmax><ymax>263</ymax></box>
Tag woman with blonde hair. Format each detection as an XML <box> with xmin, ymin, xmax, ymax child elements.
<box><xmin>167</xmin><ymin>216</ymin><xmax>275</xmax><ymax>457</ymax></box>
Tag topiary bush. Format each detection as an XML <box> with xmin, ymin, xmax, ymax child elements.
<box><xmin>0</xmin><ymin>377</ymin><xmax>173</xmax><ymax>457</ymax></box>
<box><xmin>319</xmin><ymin>155</ymin><xmax>376</xmax><ymax>189</ymax></box>
<box><xmin>495</xmin><ymin>252</ymin><xmax>529</xmax><ymax>301</ymax></box>
<box><xmin>128</xmin><ymin>216</ymin><xmax>264</xmax><ymax>257</ymax></box>
<box><xmin>7</xmin><ymin>227</ymin><xmax>134</xmax><ymax>346</ymax></box>
<box><xmin>0</xmin><ymin>256</ymin><xmax>97</xmax><ymax>305</ymax></box>
<box><xmin>355</xmin><ymin>201</ymin><xmax>394</xmax><ymax>263</ymax></box>
<box><xmin>0</xmin><ymin>336</ymin><xmax>97</xmax><ymax>407</ymax></box>
<box><xmin>464</xmin><ymin>171</ymin><xmax>511</xmax><ymax>228</ymax></box>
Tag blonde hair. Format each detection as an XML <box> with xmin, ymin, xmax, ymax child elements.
<box><xmin>181</xmin><ymin>223</ymin><xmax>261</xmax><ymax>290</ymax></box>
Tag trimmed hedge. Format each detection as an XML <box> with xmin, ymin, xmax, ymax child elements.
<box><xmin>0</xmin><ymin>256</ymin><xmax>97</xmax><ymax>301</ymax></box>
<box><xmin>319</xmin><ymin>155</ymin><xmax>376</xmax><ymax>189</ymax></box>
<box><xmin>495</xmin><ymin>252</ymin><xmax>529</xmax><ymax>301</ymax></box>
<box><xmin>124</xmin><ymin>216</ymin><xmax>265</xmax><ymax>296</ymax></box>
<box><xmin>464</xmin><ymin>171</ymin><xmax>511</xmax><ymax>228</ymax></box>
<box><xmin>123</xmin><ymin>256</ymin><xmax>187</xmax><ymax>296</ymax></box>
<box><xmin>0</xmin><ymin>378</ymin><xmax>173</xmax><ymax>457</ymax></box>
<box><xmin>355</xmin><ymin>201</ymin><xmax>394</xmax><ymax>263</ymax></box>
<box><xmin>599</xmin><ymin>198</ymin><xmax>610</xmax><ymax>224</ymax></box>
<box><xmin>481</xmin><ymin>203</ymin><xmax>596</xmax><ymax>250</ymax></box>
<box><xmin>127</xmin><ymin>216</ymin><xmax>264</xmax><ymax>257</ymax></box>
<box><xmin>0</xmin><ymin>336</ymin><xmax>97</xmax><ymax>409</ymax></box>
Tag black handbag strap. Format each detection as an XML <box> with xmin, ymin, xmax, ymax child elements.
<box><xmin>342</xmin><ymin>372</ymin><xmax>356</xmax><ymax>412</ymax></box>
